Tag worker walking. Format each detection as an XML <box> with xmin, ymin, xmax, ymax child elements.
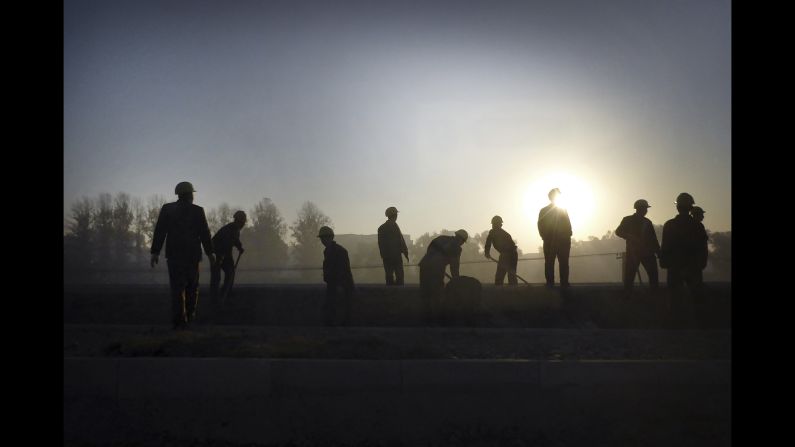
<box><xmin>150</xmin><ymin>181</ymin><xmax>215</xmax><ymax>329</ymax></box>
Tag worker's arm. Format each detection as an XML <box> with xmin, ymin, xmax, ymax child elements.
<box><xmin>150</xmin><ymin>205</ymin><xmax>168</xmax><ymax>267</ymax></box>
<box><xmin>484</xmin><ymin>232</ymin><xmax>493</xmax><ymax>260</ymax></box>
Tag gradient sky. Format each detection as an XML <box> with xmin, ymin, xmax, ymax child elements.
<box><xmin>64</xmin><ymin>0</ymin><xmax>730</xmax><ymax>253</ymax></box>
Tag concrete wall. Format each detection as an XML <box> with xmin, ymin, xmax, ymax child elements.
<box><xmin>65</xmin><ymin>358</ymin><xmax>731</xmax><ymax>446</ymax></box>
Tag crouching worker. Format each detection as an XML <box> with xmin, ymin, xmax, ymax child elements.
<box><xmin>418</xmin><ymin>229</ymin><xmax>468</xmax><ymax>324</ymax></box>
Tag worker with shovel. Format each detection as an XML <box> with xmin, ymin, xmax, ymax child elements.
<box><xmin>418</xmin><ymin>229</ymin><xmax>468</xmax><ymax>324</ymax></box>
<box><xmin>484</xmin><ymin>215</ymin><xmax>519</xmax><ymax>286</ymax></box>
<box><xmin>210</xmin><ymin>210</ymin><xmax>247</xmax><ymax>310</ymax></box>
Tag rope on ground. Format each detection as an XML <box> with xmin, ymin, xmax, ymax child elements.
<box><xmin>73</xmin><ymin>252</ymin><xmax>624</xmax><ymax>272</ymax></box>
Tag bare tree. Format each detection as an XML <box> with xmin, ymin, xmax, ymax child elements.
<box><xmin>68</xmin><ymin>196</ymin><xmax>94</xmax><ymax>242</ymax></box>
<box><xmin>112</xmin><ymin>193</ymin><xmax>135</xmax><ymax>264</ymax></box>
<box><xmin>290</xmin><ymin>201</ymin><xmax>331</xmax><ymax>268</ymax></box>
<box><xmin>93</xmin><ymin>193</ymin><xmax>114</xmax><ymax>265</ymax></box>
<box><xmin>217</xmin><ymin>203</ymin><xmax>232</xmax><ymax>227</ymax></box>
<box><xmin>131</xmin><ymin>197</ymin><xmax>148</xmax><ymax>263</ymax></box>
<box><xmin>145</xmin><ymin>195</ymin><xmax>167</xmax><ymax>248</ymax></box>
<box><xmin>65</xmin><ymin>196</ymin><xmax>95</xmax><ymax>268</ymax></box>
<box><xmin>240</xmin><ymin>198</ymin><xmax>289</xmax><ymax>268</ymax></box>
<box><xmin>206</xmin><ymin>208</ymin><xmax>220</xmax><ymax>235</ymax></box>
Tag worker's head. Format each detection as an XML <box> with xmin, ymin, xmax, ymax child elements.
<box><xmin>690</xmin><ymin>206</ymin><xmax>705</xmax><ymax>222</ymax></box>
<box><xmin>548</xmin><ymin>188</ymin><xmax>561</xmax><ymax>204</ymax></box>
<box><xmin>385</xmin><ymin>206</ymin><xmax>398</xmax><ymax>220</ymax></box>
<box><xmin>175</xmin><ymin>181</ymin><xmax>195</xmax><ymax>203</ymax></box>
<box><xmin>633</xmin><ymin>199</ymin><xmax>650</xmax><ymax>217</ymax></box>
<box><xmin>454</xmin><ymin>229</ymin><xmax>469</xmax><ymax>245</ymax></box>
<box><xmin>233</xmin><ymin>210</ymin><xmax>247</xmax><ymax>228</ymax></box>
<box><xmin>675</xmin><ymin>192</ymin><xmax>695</xmax><ymax>214</ymax></box>
<box><xmin>491</xmin><ymin>215</ymin><xmax>503</xmax><ymax>229</ymax></box>
<box><xmin>317</xmin><ymin>226</ymin><xmax>335</xmax><ymax>246</ymax></box>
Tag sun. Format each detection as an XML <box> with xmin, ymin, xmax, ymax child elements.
<box><xmin>524</xmin><ymin>172</ymin><xmax>596</xmax><ymax>231</ymax></box>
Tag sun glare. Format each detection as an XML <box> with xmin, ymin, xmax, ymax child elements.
<box><xmin>524</xmin><ymin>172</ymin><xmax>596</xmax><ymax>232</ymax></box>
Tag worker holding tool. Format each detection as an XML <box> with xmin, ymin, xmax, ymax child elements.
<box><xmin>484</xmin><ymin>215</ymin><xmax>519</xmax><ymax>285</ymax></box>
<box><xmin>418</xmin><ymin>230</ymin><xmax>468</xmax><ymax>324</ymax></box>
<box><xmin>615</xmin><ymin>199</ymin><xmax>660</xmax><ymax>291</ymax></box>
<box><xmin>210</xmin><ymin>210</ymin><xmax>247</xmax><ymax>309</ymax></box>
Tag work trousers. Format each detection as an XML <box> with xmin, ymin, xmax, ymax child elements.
<box><xmin>495</xmin><ymin>250</ymin><xmax>518</xmax><ymax>285</ymax></box>
<box><xmin>210</xmin><ymin>254</ymin><xmax>236</xmax><ymax>307</ymax></box>
<box><xmin>167</xmin><ymin>259</ymin><xmax>200</xmax><ymax>328</ymax></box>
<box><xmin>382</xmin><ymin>255</ymin><xmax>404</xmax><ymax>285</ymax></box>
<box><xmin>324</xmin><ymin>282</ymin><xmax>352</xmax><ymax>326</ymax></box>
<box><xmin>624</xmin><ymin>252</ymin><xmax>659</xmax><ymax>289</ymax></box>
<box><xmin>543</xmin><ymin>238</ymin><xmax>571</xmax><ymax>286</ymax></box>
<box><xmin>666</xmin><ymin>267</ymin><xmax>706</xmax><ymax>326</ymax></box>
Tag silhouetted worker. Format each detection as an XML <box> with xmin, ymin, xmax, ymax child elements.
<box><xmin>484</xmin><ymin>215</ymin><xmax>518</xmax><ymax>285</ymax></box>
<box><xmin>210</xmin><ymin>210</ymin><xmax>247</xmax><ymax>308</ymax></box>
<box><xmin>690</xmin><ymin>206</ymin><xmax>709</xmax><ymax>283</ymax></box>
<box><xmin>378</xmin><ymin>206</ymin><xmax>409</xmax><ymax>285</ymax></box>
<box><xmin>691</xmin><ymin>206</ymin><xmax>705</xmax><ymax>223</ymax></box>
<box><xmin>660</xmin><ymin>193</ymin><xmax>708</xmax><ymax>290</ymax></box>
<box><xmin>660</xmin><ymin>193</ymin><xmax>709</xmax><ymax>326</ymax></box>
<box><xmin>538</xmin><ymin>188</ymin><xmax>573</xmax><ymax>287</ymax></box>
<box><xmin>615</xmin><ymin>199</ymin><xmax>660</xmax><ymax>290</ymax></box>
<box><xmin>418</xmin><ymin>230</ymin><xmax>468</xmax><ymax>323</ymax></box>
<box><xmin>150</xmin><ymin>181</ymin><xmax>215</xmax><ymax>329</ymax></box>
<box><xmin>318</xmin><ymin>226</ymin><xmax>354</xmax><ymax>326</ymax></box>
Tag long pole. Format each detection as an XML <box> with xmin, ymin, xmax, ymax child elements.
<box><xmin>221</xmin><ymin>251</ymin><xmax>244</xmax><ymax>304</ymax></box>
<box><xmin>488</xmin><ymin>257</ymin><xmax>530</xmax><ymax>285</ymax></box>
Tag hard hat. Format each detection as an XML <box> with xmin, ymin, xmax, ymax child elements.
<box><xmin>317</xmin><ymin>226</ymin><xmax>334</xmax><ymax>238</ymax></box>
<box><xmin>233</xmin><ymin>210</ymin><xmax>247</xmax><ymax>220</ymax></box>
<box><xmin>491</xmin><ymin>215</ymin><xmax>503</xmax><ymax>225</ymax></box>
<box><xmin>548</xmin><ymin>188</ymin><xmax>561</xmax><ymax>200</ymax></box>
<box><xmin>454</xmin><ymin>229</ymin><xmax>469</xmax><ymax>242</ymax></box>
<box><xmin>633</xmin><ymin>199</ymin><xmax>651</xmax><ymax>209</ymax></box>
<box><xmin>675</xmin><ymin>192</ymin><xmax>695</xmax><ymax>207</ymax></box>
<box><xmin>174</xmin><ymin>181</ymin><xmax>195</xmax><ymax>195</ymax></box>
<box><xmin>385</xmin><ymin>206</ymin><xmax>398</xmax><ymax>217</ymax></box>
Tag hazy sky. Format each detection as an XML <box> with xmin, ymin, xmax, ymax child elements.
<box><xmin>64</xmin><ymin>0</ymin><xmax>731</xmax><ymax>253</ymax></box>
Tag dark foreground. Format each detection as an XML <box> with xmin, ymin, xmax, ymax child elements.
<box><xmin>64</xmin><ymin>283</ymin><xmax>731</xmax><ymax>446</ymax></box>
